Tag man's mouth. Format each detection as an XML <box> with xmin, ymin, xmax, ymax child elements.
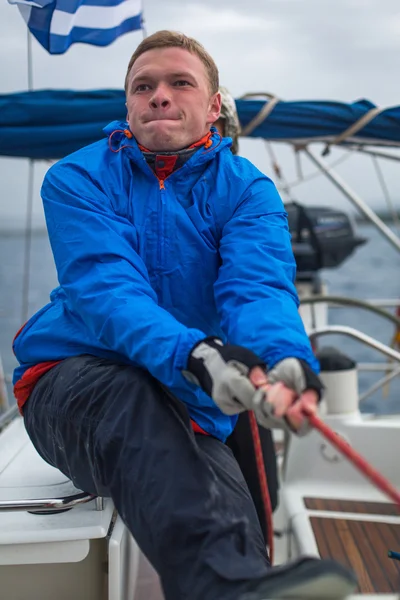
<box><xmin>144</xmin><ymin>116</ymin><xmax>181</xmax><ymax>124</ymax></box>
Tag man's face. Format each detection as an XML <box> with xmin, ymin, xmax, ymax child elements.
<box><xmin>126</xmin><ymin>47</ymin><xmax>221</xmax><ymax>151</ymax></box>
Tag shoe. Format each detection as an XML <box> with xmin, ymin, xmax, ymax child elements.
<box><xmin>239</xmin><ymin>556</ymin><xmax>357</xmax><ymax>599</ymax></box>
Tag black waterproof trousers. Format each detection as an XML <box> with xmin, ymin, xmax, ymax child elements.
<box><xmin>23</xmin><ymin>355</ymin><xmax>270</xmax><ymax>600</ymax></box>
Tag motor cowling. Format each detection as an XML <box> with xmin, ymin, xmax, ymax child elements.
<box><xmin>285</xmin><ymin>202</ymin><xmax>366</xmax><ymax>278</ymax></box>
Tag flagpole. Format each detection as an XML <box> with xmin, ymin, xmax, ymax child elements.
<box><xmin>21</xmin><ymin>29</ymin><xmax>34</xmax><ymax>324</ymax></box>
<box><xmin>141</xmin><ymin>0</ymin><xmax>147</xmax><ymax>38</ymax></box>
<box><xmin>27</xmin><ymin>28</ymin><xmax>33</xmax><ymax>91</ymax></box>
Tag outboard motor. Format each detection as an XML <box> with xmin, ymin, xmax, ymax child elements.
<box><xmin>285</xmin><ymin>202</ymin><xmax>366</xmax><ymax>280</ymax></box>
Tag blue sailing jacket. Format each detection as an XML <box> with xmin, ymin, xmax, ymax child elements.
<box><xmin>13</xmin><ymin>122</ymin><xmax>318</xmax><ymax>441</ymax></box>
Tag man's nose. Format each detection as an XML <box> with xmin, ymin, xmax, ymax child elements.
<box><xmin>149</xmin><ymin>83</ymin><xmax>171</xmax><ymax>109</ymax></box>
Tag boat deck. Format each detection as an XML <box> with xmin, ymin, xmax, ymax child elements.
<box><xmin>305</xmin><ymin>497</ymin><xmax>400</xmax><ymax>594</ymax></box>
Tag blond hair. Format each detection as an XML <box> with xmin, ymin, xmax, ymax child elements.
<box><xmin>125</xmin><ymin>30</ymin><xmax>219</xmax><ymax>95</ymax></box>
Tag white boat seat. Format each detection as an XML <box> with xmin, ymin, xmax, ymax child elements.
<box><xmin>0</xmin><ymin>415</ymin><xmax>114</xmax><ymax>557</ymax></box>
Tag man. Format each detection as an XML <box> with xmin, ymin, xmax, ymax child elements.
<box><xmin>13</xmin><ymin>31</ymin><xmax>356</xmax><ymax>600</ymax></box>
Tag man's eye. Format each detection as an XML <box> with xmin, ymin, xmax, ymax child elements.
<box><xmin>134</xmin><ymin>84</ymin><xmax>150</xmax><ymax>92</ymax></box>
<box><xmin>174</xmin><ymin>80</ymin><xmax>191</xmax><ymax>87</ymax></box>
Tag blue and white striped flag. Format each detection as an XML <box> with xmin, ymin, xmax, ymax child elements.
<box><xmin>8</xmin><ymin>0</ymin><xmax>143</xmax><ymax>54</ymax></box>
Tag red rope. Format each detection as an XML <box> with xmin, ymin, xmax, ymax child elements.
<box><xmin>248</xmin><ymin>411</ymin><xmax>275</xmax><ymax>564</ymax></box>
<box><xmin>305</xmin><ymin>409</ymin><xmax>400</xmax><ymax>508</ymax></box>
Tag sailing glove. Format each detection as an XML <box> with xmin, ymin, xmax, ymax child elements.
<box><xmin>183</xmin><ymin>337</ymin><xmax>265</xmax><ymax>415</ymax></box>
<box><xmin>253</xmin><ymin>357</ymin><xmax>324</xmax><ymax>435</ymax></box>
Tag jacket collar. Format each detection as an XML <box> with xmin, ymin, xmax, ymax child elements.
<box><xmin>103</xmin><ymin>121</ymin><xmax>232</xmax><ymax>176</ymax></box>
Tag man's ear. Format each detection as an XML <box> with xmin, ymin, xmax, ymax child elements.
<box><xmin>207</xmin><ymin>91</ymin><xmax>222</xmax><ymax>126</ymax></box>
<box><xmin>125</xmin><ymin>102</ymin><xmax>129</xmax><ymax>122</ymax></box>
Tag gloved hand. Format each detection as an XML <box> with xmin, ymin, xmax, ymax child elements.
<box><xmin>184</xmin><ymin>337</ymin><xmax>324</xmax><ymax>436</ymax></box>
<box><xmin>251</xmin><ymin>358</ymin><xmax>324</xmax><ymax>435</ymax></box>
<box><xmin>183</xmin><ymin>337</ymin><xmax>265</xmax><ymax>415</ymax></box>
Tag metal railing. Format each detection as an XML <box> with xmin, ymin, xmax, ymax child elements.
<box><xmin>0</xmin><ymin>491</ymin><xmax>98</xmax><ymax>513</ymax></box>
<box><xmin>301</xmin><ymin>295</ymin><xmax>400</xmax><ymax>328</ymax></box>
<box><xmin>358</xmin><ymin>367</ymin><xmax>400</xmax><ymax>403</ymax></box>
<box><xmin>302</xmin><ymin>295</ymin><xmax>400</xmax><ymax>402</ymax></box>
<box><xmin>309</xmin><ymin>325</ymin><xmax>400</xmax><ymax>403</ymax></box>
<box><xmin>309</xmin><ymin>325</ymin><xmax>400</xmax><ymax>364</ymax></box>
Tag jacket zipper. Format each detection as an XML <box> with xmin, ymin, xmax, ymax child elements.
<box><xmin>158</xmin><ymin>179</ymin><xmax>165</xmax><ymax>271</ymax></box>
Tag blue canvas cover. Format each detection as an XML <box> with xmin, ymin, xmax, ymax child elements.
<box><xmin>1</xmin><ymin>89</ymin><xmax>400</xmax><ymax>159</ymax></box>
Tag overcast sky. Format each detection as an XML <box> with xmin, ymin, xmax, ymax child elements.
<box><xmin>1</xmin><ymin>0</ymin><xmax>400</xmax><ymax>228</ymax></box>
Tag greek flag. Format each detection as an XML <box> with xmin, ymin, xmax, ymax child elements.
<box><xmin>8</xmin><ymin>0</ymin><xmax>143</xmax><ymax>54</ymax></box>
